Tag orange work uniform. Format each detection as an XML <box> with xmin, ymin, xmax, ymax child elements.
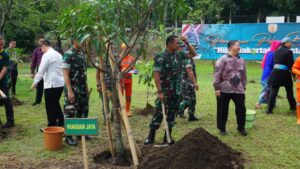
<box><xmin>292</xmin><ymin>56</ymin><xmax>300</xmax><ymax>124</ymax></box>
<box><xmin>120</xmin><ymin>54</ymin><xmax>135</xmax><ymax>115</ymax></box>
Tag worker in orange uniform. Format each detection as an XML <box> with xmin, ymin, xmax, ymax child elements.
<box><xmin>292</xmin><ymin>56</ymin><xmax>300</xmax><ymax>125</ymax></box>
<box><xmin>119</xmin><ymin>43</ymin><xmax>136</xmax><ymax>117</ymax></box>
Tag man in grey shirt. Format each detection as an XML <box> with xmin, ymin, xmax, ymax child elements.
<box><xmin>213</xmin><ymin>40</ymin><xmax>247</xmax><ymax>136</ymax></box>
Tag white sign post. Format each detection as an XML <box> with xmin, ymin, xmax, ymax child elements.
<box><xmin>266</xmin><ymin>16</ymin><xmax>285</xmax><ymax>23</ymax></box>
<box><xmin>296</xmin><ymin>16</ymin><xmax>300</xmax><ymax>23</ymax></box>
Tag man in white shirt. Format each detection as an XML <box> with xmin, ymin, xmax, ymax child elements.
<box><xmin>31</xmin><ymin>40</ymin><xmax>65</xmax><ymax>127</ymax></box>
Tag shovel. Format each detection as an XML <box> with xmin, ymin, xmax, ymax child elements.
<box><xmin>161</xmin><ymin>101</ymin><xmax>171</xmax><ymax>144</ymax></box>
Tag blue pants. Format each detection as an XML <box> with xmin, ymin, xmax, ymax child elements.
<box><xmin>258</xmin><ymin>79</ymin><xmax>270</xmax><ymax>104</ymax></box>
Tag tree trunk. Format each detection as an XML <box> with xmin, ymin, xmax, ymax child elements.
<box><xmin>146</xmin><ymin>86</ymin><xmax>149</xmax><ymax>104</ymax></box>
<box><xmin>229</xmin><ymin>10</ymin><xmax>232</xmax><ymax>24</ymax></box>
<box><xmin>200</xmin><ymin>15</ymin><xmax>205</xmax><ymax>24</ymax></box>
<box><xmin>110</xmin><ymin>84</ymin><xmax>126</xmax><ymax>164</ymax></box>
<box><xmin>107</xmin><ymin>43</ymin><xmax>139</xmax><ymax>165</ymax></box>
<box><xmin>107</xmin><ymin>44</ymin><xmax>126</xmax><ymax>164</ymax></box>
<box><xmin>55</xmin><ymin>33</ymin><xmax>64</xmax><ymax>54</ymax></box>
<box><xmin>0</xmin><ymin>0</ymin><xmax>13</xmax><ymax>38</ymax></box>
<box><xmin>98</xmin><ymin>54</ymin><xmax>115</xmax><ymax>158</ymax></box>
<box><xmin>163</xmin><ymin>4</ymin><xmax>169</xmax><ymax>27</ymax></box>
<box><xmin>0</xmin><ymin>12</ymin><xmax>5</xmax><ymax>37</ymax></box>
<box><xmin>175</xmin><ymin>19</ymin><xmax>178</xmax><ymax>35</ymax></box>
<box><xmin>257</xmin><ymin>10</ymin><xmax>260</xmax><ymax>23</ymax></box>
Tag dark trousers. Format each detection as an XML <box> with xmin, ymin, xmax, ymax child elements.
<box><xmin>267</xmin><ymin>85</ymin><xmax>296</xmax><ymax>113</ymax></box>
<box><xmin>0</xmin><ymin>83</ymin><xmax>14</xmax><ymax>123</ymax></box>
<box><xmin>10</xmin><ymin>69</ymin><xmax>18</xmax><ymax>95</ymax></box>
<box><xmin>44</xmin><ymin>87</ymin><xmax>64</xmax><ymax>126</ymax></box>
<box><xmin>35</xmin><ymin>79</ymin><xmax>44</xmax><ymax>103</ymax></box>
<box><xmin>217</xmin><ymin>93</ymin><xmax>246</xmax><ymax>132</ymax></box>
<box><xmin>150</xmin><ymin>96</ymin><xmax>180</xmax><ymax>130</ymax></box>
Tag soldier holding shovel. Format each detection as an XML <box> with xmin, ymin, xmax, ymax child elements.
<box><xmin>144</xmin><ymin>35</ymin><xmax>197</xmax><ymax>145</ymax></box>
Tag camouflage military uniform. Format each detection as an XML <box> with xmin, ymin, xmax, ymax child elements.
<box><xmin>150</xmin><ymin>49</ymin><xmax>187</xmax><ymax>129</ymax></box>
<box><xmin>179</xmin><ymin>58</ymin><xmax>197</xmax><ymax>115</ymax></box>
<box><xmin>0</xmin><ymin>50</ymin><xmax>11</xmax><ymax>87</ymax></box>
<box><xmin>0</xmin><ymin>49</ymin><xmax>14</xmax><ymax>126</ymax></box>
<box><xmin>5</xmin><ymin>48</ymin><xmax>19</xmax><ymax>95</ymax></box>
<box><xmin>62</xmin><ymin>48</ymin><xmax>89</xmax><ymax>118</ymax></box>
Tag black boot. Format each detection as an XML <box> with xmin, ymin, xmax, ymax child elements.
<box><xmin>144</xmin><ymin>128</ymin><xmax>156</xmax><ymax>145</ymax></box>
<box><xmin>65</xmin><ymin>136</ymin><xmax>78</xmax><ymax>146</ymax></box>
<box><xmin>163</xmin><ymin>128</ymin><xmax>175</xmax><ymax>145</ymax></box>
<box><xmin>2</xmin><ymin>121</ymin><xmax>14</xmax><ymax>128</ymax></box>
<box><xmin>188</xmin><ymin>114</ymin><xmax>199</xmax><ymax>121</ymax></box>
<box><xmin>237</xmin><ymin>129</ymin><xmax>248</xmax><ymax>136</ymax></box>
<box><xmin>178</xmin><ymin>111</ymin><xmax>186</xmax><ymax>118</ymax></box>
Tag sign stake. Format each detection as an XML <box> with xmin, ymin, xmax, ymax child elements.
<box><xmin>82</xmin><ymin>136</ymin><xmax>89</xmax><ymax>169</ymax></box>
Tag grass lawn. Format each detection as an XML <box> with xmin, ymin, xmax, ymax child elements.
<box><xmin>0</xmin><ymin>61</ymin><xmax>299</xmax><ymax>168</ymax></box>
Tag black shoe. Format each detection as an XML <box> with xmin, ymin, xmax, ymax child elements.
<box><xmin>238</xmin><ymin>129</ymin><xmax>247</xmax><ymax>136</ymax></box>
<box><xmin>266</xmin><ymin>111</ymin><xmax>273</xmax><ymax>114</ymax></box>
<box><xmin>178</xmin><ymin>112</ymin><xmax>186</xmax><ymax>118</ymax></box>
<box><xmin>163</xmin><ymin>129</ymin><xmax>175</xmax><ymax>145</ymax></box>
<box><xmin>65</xmin><ymin>136</ymin><xmax>78</xmax><ymax>146</ymax></box>
<box><xmin>144</xmin><ymin>129</ymin><xmax>156</xmax><ymax>145</ymax></box>
<box><xmin>32</xmin><ymin>102</ymin><xmax>40</xmax><ymax>106</ymax></box>
<box><xmin>219</xmin><ymin>130</ymin><xmax>227</xmax><ymax>136</ymax></box>
<box><xmin>2</xmin><ymin>122</ymin><xmax>14</xmax><ymax>128</ymax></box>
<box><xmin>188</xmin><ymin>114</ymin><xmax>199</xmax><ymax>121</ymax></box>
<box><xmin>86</xmin><ymin>135</ymin><xmax>93</xmax><ymax>140</ymax></box>
<box><xmin>290</xmin><ymin>108</ymin><xmax>296</xmax><ymax>113</ymax></box>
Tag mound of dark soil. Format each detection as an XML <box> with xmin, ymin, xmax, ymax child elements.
<box><xmin>138</xmin><ymin>127</ymin><xmax>245</xmax><ymax>169</ymax></box>
<box><xmin>134</xmin><ymin>103</ymin><xmax>155</xmax><ymax>116</ymax></box>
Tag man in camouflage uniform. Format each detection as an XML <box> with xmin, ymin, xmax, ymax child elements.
<box><xmin>0</xmin><ymin>37</ymin><xmax>14</xmax><ymax>128</ymax></box>
<box><xmin>144</xmin><ymin>35</ymin><xmax>197</xmax><ymax>145</ymax></box>
<box><xmin>6</xmin><ymin>40</ymin><xmax>20</xmax><ymax>97</ymax></box>
<box><xmin>178</xmin><ymin>57</ymin><xmax>199</xmax><ymax>121</ymax></box>
<box><xmin>63</xmin><ymin>39</ymin><xmax>89</xmax><ymax>146</ymax></box>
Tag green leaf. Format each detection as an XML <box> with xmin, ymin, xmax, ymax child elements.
<box><xmin>79</xmin><ymin>33</ymin><xmax>91</xmax><ymax>45</ymax></box>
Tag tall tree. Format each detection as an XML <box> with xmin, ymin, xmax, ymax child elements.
<box><xmin>185</xmin><ymin>0</ymin><xmax>228</xmax><ymax>24</ymax></box>
<box><xmin>4</xmin><ymin>0</ymin><xmax>77</xmax><ymax>52</ymax></box>
<box><xmin>0</xmin><ymin>0</ymin><xmax>13</xmax><ymax>37</ymax></box>
<box><xmin>58</xmin><ymin>0</ymin><xmax>152</xmax><ymax>165</ymax></box>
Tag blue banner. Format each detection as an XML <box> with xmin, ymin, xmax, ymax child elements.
<box><xmin>182</xmin><ymin>23</ymin><xmax>300</xmax><ymax>60</ymax></box>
